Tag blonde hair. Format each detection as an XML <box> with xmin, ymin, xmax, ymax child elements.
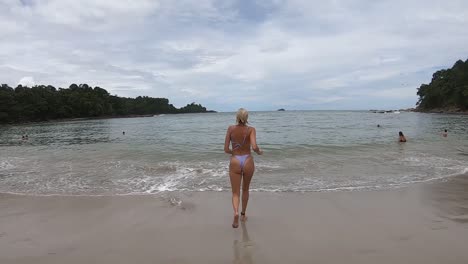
<box><xmin>236</xmin><ymin>108</ymin><xmax>249</xmax><ymax>125</ymax></box>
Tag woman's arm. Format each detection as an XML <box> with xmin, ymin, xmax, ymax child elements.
<box><xmin>224</xmin><ymin>126</ymin><xmax>232</xmax><ymax>154</ymax></box>
<box><xmin>250</xmin><ymin>127</ymin><xmax>263</xmax><ymax>155</ymax></box>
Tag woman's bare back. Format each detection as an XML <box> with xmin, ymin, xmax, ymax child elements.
<box><xmin>229</xmin><ymin>125</ymin><xmax>252</xmax><ymax>155</ymax></box>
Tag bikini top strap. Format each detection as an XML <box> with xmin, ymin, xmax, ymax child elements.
<box><xmin>241</xmin><ymin>127</ymin><xmax>249</xmax><ymax>145</ymax></box>
<box><xmin>231</xmin><ymin>126</ymin><xmax>249</xmax><ymax>148</ymax></box>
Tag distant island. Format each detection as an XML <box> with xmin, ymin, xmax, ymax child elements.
<box><xmin>0</xmin><ymin>83</ymin><xmax>212</xmax><ymax>124</ymax></box>
<box><xmin>277</xmin><ymin>108</ymin><xmax>285</xmax><ymax>111</ymax></box>
<box><xmin>416</xmin><ymin>59</ymin><xmax>468</xmax><ymax>113</ymax></box>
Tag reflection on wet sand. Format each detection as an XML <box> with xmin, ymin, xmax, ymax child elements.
<box><xmin>233</xmin><ymin>222</ymin><xmax>254</xmax><ymax>264</ymax></box>
<box><xmin>425</xmin><ymin>173</ymin><xmax>468</xmax><ymax>223</ymax></box>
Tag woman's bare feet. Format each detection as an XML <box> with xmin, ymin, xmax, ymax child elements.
<box><xmin>240</xmin><ymin>212</ymin><xmax>247</xmax><ymax>222</ymax></box>
<box><xmin>232</xmin><ymin>214</ymin><xmax>239</xmax><ymax>228</ymax></box>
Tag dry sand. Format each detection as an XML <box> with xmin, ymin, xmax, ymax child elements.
<box><xmin>1</xmin><ymin>174</ymin><xmax>468</xmax><ymax>264</ymax></box>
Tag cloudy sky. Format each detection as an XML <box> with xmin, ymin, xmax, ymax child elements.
<box><xmin>1</xmin><ymin>0</ymin><xmax>468</xmax><ymax>111</ymax></box>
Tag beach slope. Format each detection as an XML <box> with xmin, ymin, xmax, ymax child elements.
<box><xmin>1</xmin><ymin>175</ymin><xmax>468</xmax><ymax>264</ymax></box>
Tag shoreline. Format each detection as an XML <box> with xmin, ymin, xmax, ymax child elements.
<box><xmin>1</xmin><ymin>175</ymin><xmax>468</xmax><ymax>263</ymax></box>
<box><xmin>0</xmin><ymin>114</ymin><xmax>158</xmax><ymax>126</ymax></box>
<box><xmin>2</xmin><ymin>110</ymin><xmax>467</xmax><ymax>126</ymax></box>
<box><xmin>417</xmin><ymin>111</ymin><xmax>468</xmax><ymax>115</ymax></box>
<box><xmin>414</xmin><ymin>108</ymin><xmax>468</xmax><ymax>115</ymax></box>
<box><xmin>0</xmin><ymin>112</ymin><xmax>217</xmax><ymax>126</ymax></box>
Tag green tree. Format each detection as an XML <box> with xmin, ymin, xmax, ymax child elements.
<box><xmin>0</xmin><ymin>83</ymin><xmax>208</xmax><ymax>124</ymax></box>
<box><xmin>417</xmin><ymin>59</ymin><xmax>468</xmax><ymax>111</ymax></box>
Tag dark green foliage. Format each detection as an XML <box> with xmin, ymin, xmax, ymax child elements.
<box><xmin>177</xmin><ymin>102</ymin><xmax>207</xmax><ymax>113</ymax></box>
<box><xmin>0</xmin><ymin>84</ymin><xmax>208</xmax><ymax>123</ymax></box>
<box><xmin>417</xmin><ymin>59</ymin><xmax>468</xmax><ymax>111</ymax></box>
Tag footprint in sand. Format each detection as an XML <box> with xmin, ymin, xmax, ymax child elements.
<box><xmin>398</xmin><ymin>235</ymin><xmax>412</xmax><ymax>241</ymax></box>
<box><xmin>357</xmin><ymin>249</ymin><xmax>378</xmax><ymax>255</ymax></box>
<box><xmin>431</xmin><ymin>226</ymin><xmax>448</xmax><ymax>230</ymax></box>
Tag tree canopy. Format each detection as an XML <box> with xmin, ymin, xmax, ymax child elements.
<box><xmin>417</xmin><ymin>59</ymin><xmax>468</xmax><ymax>111</ymax></box>
<box><xmin>0</xmin><ymin>84</ymin><xmax>208</xmax><ymax>124</ymax></box>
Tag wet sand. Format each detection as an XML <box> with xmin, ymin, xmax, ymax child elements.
<box><xmin>1</xmin><ymin>174</ymin><xmax>468</xmax><ymax>264</ymax></box>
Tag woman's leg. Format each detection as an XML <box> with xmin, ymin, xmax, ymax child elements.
<box><xmin>229</xmin><ymin>156</ymin><xmax>242</xmax><ymax>227</ymax></box>
<box><xmin>241</xmin><ymin>156</ymin><xmax>255</xmax><ymax>221</ymax></box>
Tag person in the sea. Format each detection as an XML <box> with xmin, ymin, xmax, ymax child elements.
<box><xmin>398</xmin><ymin>131</ymin><xmax>407</xmax><ymax>142</ymax></box>
<box><xmin>224</xmin><ymin>108</ymin><xmax>263</xmax><ymax>228</ymax></box>
<box><xmin>442</xmin><ymin>129</ymin><xmax>448</xmax><ymax>137</ymax></box>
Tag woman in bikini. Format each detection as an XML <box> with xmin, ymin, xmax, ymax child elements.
<box><xmin>224</xmin><ymin>108</ymin><xmax>263</xmax><ymax>228</ymax></box>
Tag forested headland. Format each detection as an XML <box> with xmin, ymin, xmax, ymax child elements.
<box><xmin>0</xmin><ymin>83</ymin><xmax>210</xmax><ymax>124</ymax></box>
<box><xmin>416</xmin><ymin>59</ymin><xmax>468</xmax><ymax>112</ymax></box>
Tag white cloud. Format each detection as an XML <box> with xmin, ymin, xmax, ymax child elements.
<box><xmin>10</xmin><ymin>0</ymin><xmax>160</xmax><ymax>28</ymax></box>
<box><xmin>18</xmin><ymin>76</ymin><xmax>35</xmax><ymax>87</ymax></box>
<box><xmin>370</xmin><ymin>87</ymin><xmax>419</xmax><ymax>99</ymax></box>
<box><xmin>0</xmin><ymin>0</ymin><xmax>467</xmax><ymax>110</ymax></box>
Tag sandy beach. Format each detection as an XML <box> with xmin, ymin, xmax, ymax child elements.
<box><xmin>1</xmin><ymin>174</ymin><xmax>468</xmax><ymax>264</ymax></box>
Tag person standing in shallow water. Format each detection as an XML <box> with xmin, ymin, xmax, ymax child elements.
<box><xmin>399</xmin><ymin>131</ymin><xmax>407</xmax><ymax>142</ymax></box>
<box><xmin>442</xmin><ymin>129</ymin><xmax>448</xmax><ymax>137</ymax></box>
<box><xmin>224</xmin><ymin>108</ymin><xmax>263</xmax><ymax>228</ymax></box>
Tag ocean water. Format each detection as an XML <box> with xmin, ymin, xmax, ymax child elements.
<box><xmin>0</xmin><ymin>111</ymin><xmax>467</xmax><ymax>195</ymax></box>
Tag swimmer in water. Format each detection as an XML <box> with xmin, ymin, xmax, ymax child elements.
<box><xmin>399</xmin><ymin>131</ymin><xmax>407</xmax><ymax>142</ymax></box>
<box><xmin>442</xmin><ymin>129</ymin><xmax>448</xmax><ymax>137</ymax></box>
